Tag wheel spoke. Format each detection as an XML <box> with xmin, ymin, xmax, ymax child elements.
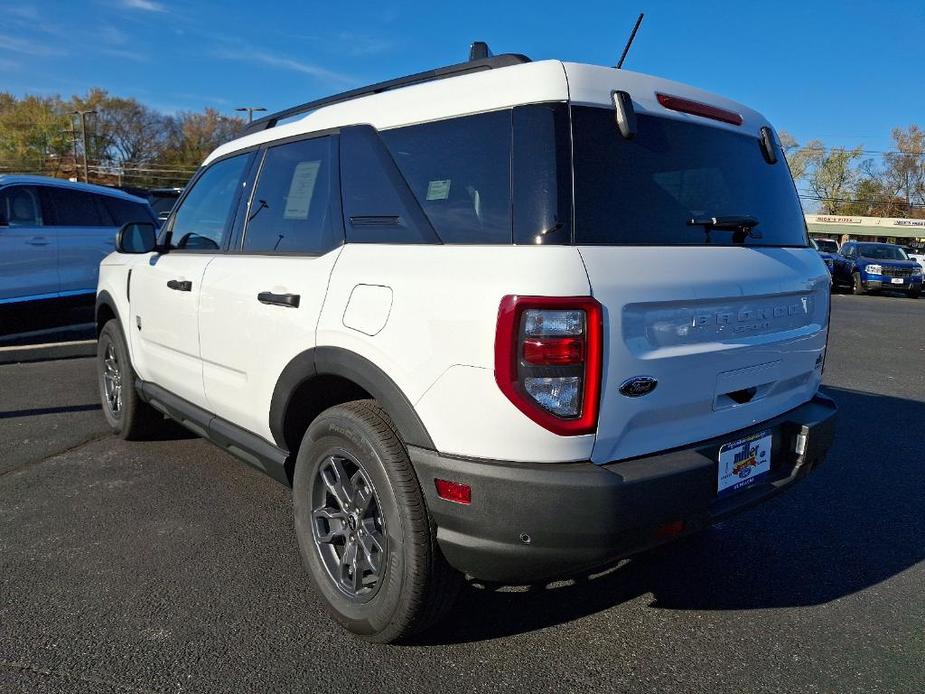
<box><xmin>340</xmin><ymin>538</ymin><xmax>361</xmax><ymax>592</ymax></box>
<box><xmin>357</xmin><ymin>523</ymin><xmax>384</xmax><ymax>576</ymax></box>
<box><xmin>351</xmin><ymin>471</ymin><xmax>373</xmax><ymax>514</ymax></box>
<box><xmin>312</xmin><ymin>506</ymin><xmax>349</xmax><ymax>543</ymax></box>
<box><xmin>320</xmin><ymin>457</ymin><xmax>355</xmax><ymax>512</ymax></box>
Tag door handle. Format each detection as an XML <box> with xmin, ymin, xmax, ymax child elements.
<box><xmin>167</xmin><ymin>279</ymin><xmax>192</xmax><ymax>292</ymax></box>
<box><xmin>257</xmin><ymin>291</ymin><xmax>300</xmax><ymax>308</ymax></box>
<box><xmin>26</xmin><ymin>237</ymin><xmax>50</xmax><ymax>246</ymax></box>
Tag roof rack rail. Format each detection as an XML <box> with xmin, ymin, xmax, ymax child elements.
<box><xmin>243</xmin><ymin>51</ymin><xmax>531</xmax><ymax>135</ymax></box>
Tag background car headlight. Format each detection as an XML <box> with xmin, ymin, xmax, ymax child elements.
<box><xmin>865</xmin><ymin>264</ymin><xmax>882</xmax><ymax>275</ymax></box>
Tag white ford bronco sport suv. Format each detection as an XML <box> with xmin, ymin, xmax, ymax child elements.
<box><xmin>96</xmin><ymin>47</ymin><xmax>837</xmax><ymax>642</ymax></box>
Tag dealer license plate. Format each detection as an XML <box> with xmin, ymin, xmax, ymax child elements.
<box><xmin>717</xmin><ymin>430</ymin><xmax>772</xmax><ymax>496</ymax></box>
<box><xmin>891</xmin><ymin>277</ymin><xmax>904</xmax><ymax>284</ymax></box>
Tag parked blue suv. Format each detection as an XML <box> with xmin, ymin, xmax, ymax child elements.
<box><xmin>831</xmin><ymin>241</ymin><xmax>922</xmax><ymax>298</ymax></box>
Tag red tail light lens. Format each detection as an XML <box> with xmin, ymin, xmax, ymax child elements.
<box><xmin>522</xmin><ymin>337</ymin><xmax>584</xmax><ymax>365</ymax></box>
<box><xmin>656</xmin><ymin>92</ymin><xmax>743</xmax><ymax>126</ymax></box>
<box><xmin>495</xmin><ymin>296</ymin><xmax>603</xmax><ymax>436</ymax></box>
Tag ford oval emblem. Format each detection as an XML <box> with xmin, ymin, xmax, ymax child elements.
<box><xmin>619</xmin><ymin>376</ymin><xmax>658</xmax><ymax>397</ymax></box>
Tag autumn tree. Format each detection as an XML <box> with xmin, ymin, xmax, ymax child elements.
<box><xmin>881</xmin><ymin>125</ymin><xmax>925</xmax><ymax>215</ymax></box>
<box><xmin>0</xmin><ymin>93</ymin><xmax>72</xmax><ymax>175</ymax></box>
<box><xmin>804</xmin><ymin>143</ymin><xmax>864</xmax><ymax>214</ymax></box>
<box><xmin>779</xmin><ymin>130</ymin><xmax>813</xmax><ymax>183</ymax></box>
<box><xmin>160</xmin><ymin>109</ymin><xmax>245</xmax><ymax>170</ymax></box>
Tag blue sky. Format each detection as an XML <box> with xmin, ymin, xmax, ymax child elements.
<box><xmin>1</xmin><ymin>0</ymin><xmax>923</xmax><ymax>155</ymax></box>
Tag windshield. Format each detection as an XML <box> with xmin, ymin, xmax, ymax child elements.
<box><xmin>857</xmin><ymin>244</ymin><xmax>908</xmax><ymax>260</ymax></box>
<box><xmin>815</xmin><ymin>239</ymin><xmax>838</xmax><ymax>252</ymax></box>
<box><xmin>571</xmin><ymin>107</ymin><xmax>807</xmax><ymax>247</ymax></box>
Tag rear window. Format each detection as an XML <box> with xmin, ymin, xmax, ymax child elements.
<box><xmin>572</xmin><ymin>106</ymin><xmax>807</xmax><ymax>247</ymax></box>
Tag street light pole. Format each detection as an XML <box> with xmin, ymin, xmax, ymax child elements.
<box><xmin>235</xmin><ymin>106</ymin><xmax>267</xmax><ymax>124</ymax></box>
<box><xmin>73</xmin><ymin>110</ymin><xmax>97</xmax><ymax>183</ymax></box>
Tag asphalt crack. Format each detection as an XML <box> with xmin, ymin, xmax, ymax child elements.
<box><xmin>0</xmin><ymin>432</ymin><xmax>111</xmax><ymax>479</ymax></box>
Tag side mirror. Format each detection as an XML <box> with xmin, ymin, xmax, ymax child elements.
<box><xmin>116</xmin><ymin>222</ymin><xmax>158</xmax><ymax>254</ymax></box>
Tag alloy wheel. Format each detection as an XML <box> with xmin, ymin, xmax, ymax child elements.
<box><xmin>311</xmin><ymin>453</ymin><xmax>387</xmax><ymax>600</ymax></box>
<box><xmin>102</xmin><ymin>342</ymin><xmax>123</xmax><ymax>417</ymax></box>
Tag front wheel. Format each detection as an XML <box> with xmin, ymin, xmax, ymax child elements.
<box><xmin>97</xmin><ymin>319</ymin><xmax>163</xmax><ymax>439</ymax></box>
<box><xmin>292</xmin><ymin>400</ymin><xmax>461</xmax><ymax>643</ymax></box>
<box><xmin>852</xmin><ymin>272</ymin><xmax>867</xmax><ymax>295</ymax></box>
<box><xmin>908</xmin><ymin>286</ymin><xmax>921</xmax><ymax>299</ymax></box>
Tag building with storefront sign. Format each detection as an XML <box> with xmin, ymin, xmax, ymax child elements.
<box><xmin>806</xmin><ymin>214</ymin><xmax>925</xmax><ymax>245</ymax></box>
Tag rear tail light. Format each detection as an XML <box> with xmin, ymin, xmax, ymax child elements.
<box><xmin>495</xmin><ymin>296</ymin><xmax>603</xmax><ymax>435</ymax></box>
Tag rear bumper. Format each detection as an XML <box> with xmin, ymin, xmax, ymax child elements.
<box><xmin>409</xmin><ymin>392</ymin><xmax>837</xmax><ymax>584</ymax></box>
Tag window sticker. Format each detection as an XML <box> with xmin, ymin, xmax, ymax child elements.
<box><xmin>426</xmin><ymin>179</ymin><xmax>451</xmax><ymax>201</ymax></box>
<box><xmin>284</xmin><ymin>160</ymin><xmax>321</xmax><ymax>220</ymax></box>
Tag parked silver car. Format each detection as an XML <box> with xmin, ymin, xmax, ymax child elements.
<box><xmin>0</xmin><ymin>175</ymin><xmax>155</xmax><ymax>306</ymax></box>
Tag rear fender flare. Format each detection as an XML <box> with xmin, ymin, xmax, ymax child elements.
<box><xmin>269</xmin><ymin>346</ymin><xmax>435</xmax><ymax>451</ymax></box>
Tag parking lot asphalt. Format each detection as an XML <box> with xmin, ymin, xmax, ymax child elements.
<box><xmin>1</xmin><ymin>293</ymin><xmax>924</xmax><ymax>694</ymax></box>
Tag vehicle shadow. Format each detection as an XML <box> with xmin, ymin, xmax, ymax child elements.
<box><xmin>414</xmin><ymin>386</ymin><xmax>925</xmax><ymax>645</ymax></box>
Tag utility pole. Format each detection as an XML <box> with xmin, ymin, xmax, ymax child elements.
<box><xmin>61</xmin><ymin>127</ymin><xmax>80</xmax><ymax>181</ymax></box>
<box><xmin>235</xmin><ymin>106</ymin><xmax>266</xmax><ymax>124</ymax></box>
<box><xmin>73</xmin><ymin>110</ymin><xmax>96</xmax><ymax>183</ymax></box>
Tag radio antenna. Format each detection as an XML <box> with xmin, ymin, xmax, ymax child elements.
<box><xmin>615</xmin><ymin>13</ymin><xmax>644</xmax><ymax>69</ymax></box>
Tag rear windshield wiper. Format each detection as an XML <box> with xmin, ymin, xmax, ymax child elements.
<box><xmin>687</xmin><ymin>215</ymin><xmax>762</xmax><ymax>242</ymax></box>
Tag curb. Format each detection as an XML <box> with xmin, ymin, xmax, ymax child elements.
<box><xmin>0</xmin><ymin>339</ymin><xmax>97</xmax><ymax>365</ymax></box>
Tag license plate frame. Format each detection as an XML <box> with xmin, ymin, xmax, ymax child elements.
<box><xmin>717</xmin><ymin>430</ymin><xmax>772</xmax><ymax>497</ymax></box>
<box><xmin>891</xmin><ymin>277</ymin><xmax>904</xmax><ymax>284</ymax></box>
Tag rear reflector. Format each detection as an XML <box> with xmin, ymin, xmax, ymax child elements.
<box><xmin>435</xmin><ymin>479</ymin><xmax>471</xmax><ymax>505</ymax></box>
<box><xmin>655</xmin><ymin>92</ymin><xmax>743</xmax><ymax>126</ymax></box>
<box><xmin>655</xmin><ymin>520</ymin><xmax>686</xmax><ymax>540</ymax></box>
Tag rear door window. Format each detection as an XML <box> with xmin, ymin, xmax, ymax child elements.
<box><xmin>40</xmin><ymin>187</ymin><xmax>107</xmax><ymax>226</ymax></box>
<box><xmin>571</xmin><ymin>106</ymin><xmax>807</xmax><ymax>247</ymax></box>
<box><xmin>243</xmin><ymin>135</ymin><xmax>341</xmax><ymax>254</ymax></box>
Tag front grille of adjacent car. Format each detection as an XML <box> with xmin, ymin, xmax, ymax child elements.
<box><xmin>882</xmin><ymin>267</ymin><xmax>914</xmax><ymax>278</ymax></box>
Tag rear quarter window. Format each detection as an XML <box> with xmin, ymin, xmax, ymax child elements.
<box><xmin>103</xmin><ymin>196</ymin><xmax>154</xmax><ymax>226</ymax></box>
<box><xmin>380</xmin><ymin>110</ymin><xmax>512</xmax><ymax>244</ymax></box>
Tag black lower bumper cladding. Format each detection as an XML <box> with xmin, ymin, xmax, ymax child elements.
<box><xmin>410</xmin><ymin>393</ymin><xmax>837</xmax><ymax>584</ymax></box>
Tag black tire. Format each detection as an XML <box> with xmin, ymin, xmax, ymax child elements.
<box><xmin>908</xmin><ymin>287</ymin><xmax>921</xmax><ymax>299</ymax></box>
<box><xmin>852</xmin><ymin>272</ymin><xmax>867</xmax><ymax>295</ymax></box>
<box><xmin>293</xmin><ymin>400</ymin><xmax>461</xmax><ymax>643</ymax></box>
<box><xmin>96</xmin><ymin>319</ymin><xmax>163</xmax><ymax>440</ymax></box>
